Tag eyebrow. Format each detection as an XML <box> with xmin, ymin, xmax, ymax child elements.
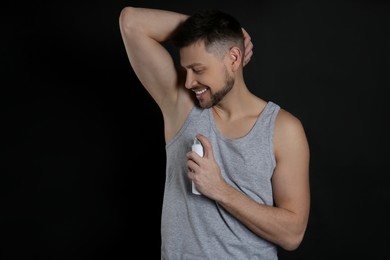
<box><xmin>184</xmin><ymin>63</ymin><xmax>203</xmax><ymax>69</ymax></box>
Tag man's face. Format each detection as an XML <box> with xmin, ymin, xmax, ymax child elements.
<box><xmin>180</xmin><ymin>41</ymin><xmax>235</xmax><ymax>108</ymax></box>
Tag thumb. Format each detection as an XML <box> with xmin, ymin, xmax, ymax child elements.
<box><xmin>196</xmin><ymin>134</ymin><xmax>213</xmax><ymax>159</ymax></box>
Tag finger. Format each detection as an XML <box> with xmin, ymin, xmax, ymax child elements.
<box><xmin>187</xmin><ymin>158</ymin><xmax>199</xmax><ymax>171</ymax></box>
<box><xmin>186</xmin><ymin>151</ymin><xmax>202</xmax><ymax>164</ymax></box>
<box><xmin>195</xmin><ymin>134</ymin><xmax>213</xmax><ymax>158</ymax></box>
<box><xmin>244</xmin><ymin>49</ymin><xmax>253</xmax><ymax>66</ymax></box>
<box><xmin>242</xmin><ymin>28</ymin><xmax>251</xmax><ymax>43</ymax></box>
<box><xmin>187</xmin><ymin>169</ymin><xmax>195</xmax><ymax>181</ymax></box>
<box><xmin>245</xmin><ymin>41</ymin><xmax>253</xmax><ymax>53</ymax></box>
<box><xmin>242</xmin><ymin>28</ymin><xmax>252</xmax><ymax>51</ymax></box>
<box><xmin>241</xmin><ymin>28</ymin><xmax>253</xmax><ymax>67</ymax></box>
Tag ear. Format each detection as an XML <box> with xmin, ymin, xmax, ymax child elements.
<box><xmin>228</xmin><ymin>47</ymin><xmax>242</xmax><ymax>71</ymax></box>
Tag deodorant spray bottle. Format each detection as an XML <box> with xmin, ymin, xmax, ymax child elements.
<box><xmin>191</xmin><ymin>138</ymin><xmax>204</xmax><ymax>195</ymax></box>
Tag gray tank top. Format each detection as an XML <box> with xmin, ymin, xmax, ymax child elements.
<box><xmin>161</xmin><ymin>101</ymin><xmax>280</xmax><ymax>260</ymax></box>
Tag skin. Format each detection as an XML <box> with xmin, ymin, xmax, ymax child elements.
<box><xmin>119</xmin><ymin>6</ymin><xmax>310</xmax><ymax>251</ymax></box>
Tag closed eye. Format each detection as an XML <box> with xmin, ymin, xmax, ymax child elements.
<box><xmin>192</xmin><ymin>68</ymin><xmax>203</xmax><ymax>74</ymax></box>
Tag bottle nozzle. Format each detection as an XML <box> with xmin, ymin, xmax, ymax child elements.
<box><xmin>193</xmin><ymin>137</ymin><xmax>201</xmax><ymax>145</ymax></box>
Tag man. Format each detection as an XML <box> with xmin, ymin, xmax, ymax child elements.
<box><xmin>119</xmin><ymin>6</ymin><xmax>310</xmax><ymax>259</ymax></box>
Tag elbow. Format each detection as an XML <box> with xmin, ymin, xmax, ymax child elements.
<box><xmin>278</xmin><ymin>209</ymin><xmax>310</xmax><ymax>251</ymax></box>
<box><xmin>278</xmin><ymin>230</ymin><xmax>305</xmax><ymax>251</ymax></box>
<box><xmin>119</xmin><ymin>7</ymin><xmax>139</xmax><ymax>34</ymax></box>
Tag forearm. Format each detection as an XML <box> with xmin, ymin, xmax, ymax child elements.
<box><xmin>217</xmin><ymin>185</ymin><xmax>307</xmax><ymax>251</ymax></box>
<box><xmin>119</xmin><ymin>7</ymin><xmax>188</xmax><ymax>43</ymax></box>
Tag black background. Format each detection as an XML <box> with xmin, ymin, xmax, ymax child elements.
<box><xmin>1</xmin><ymin>0</ymin><xmax>389</xmax><ymax>259</ymax></box>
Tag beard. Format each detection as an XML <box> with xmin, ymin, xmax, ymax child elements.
<box><xmin>202</xmin><ymin>69</ymin><xmax>235</xmax><ymax>109</ymax></box>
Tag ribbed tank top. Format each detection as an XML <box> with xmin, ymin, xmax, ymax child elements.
<box><xmin>161</xmin><ymin>101</ymin><xmax>280</xmax><ymax>260</ymax></box>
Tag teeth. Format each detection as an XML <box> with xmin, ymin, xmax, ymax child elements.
<box><xmin>194</xmin><ymin>88</ymin><xmax>207</xmax><ymax>95</ymax></box>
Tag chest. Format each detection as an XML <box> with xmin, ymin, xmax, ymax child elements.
<box><xmin>214</xmin><ymin>115</ymin><xmax>259</xmax><ymax>139</ymax></box>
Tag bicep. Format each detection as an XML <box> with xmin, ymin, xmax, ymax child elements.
<box><xmin>120</xmin><ymin>15</ymin><xmax>181</xmax><ymax>108</ymax></box>
<box><xmin>272</xmin><ymin>111</ymin><xmax>310</xmax><ymax>218</ymax></box>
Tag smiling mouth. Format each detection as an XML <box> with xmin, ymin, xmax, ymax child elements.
<box><xmin>193</xmin><ymin>88</ymin><xmax>208</xmax><ymax>95</ymax></box>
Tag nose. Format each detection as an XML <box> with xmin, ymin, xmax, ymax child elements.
<box><xmin>185</xmin><ymin>71</ymin><xmax>197</xmax><ymax>89</ymax></box>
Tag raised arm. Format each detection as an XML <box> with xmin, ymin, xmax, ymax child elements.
<box><xmin>119</xmin><ymin>7</ymin><xmax>255</xmax><ymax>142</ymax></box>
<box><xmin>119</xmin><ymin>7</ymin><xmax>189</xmax><ymax>113</ymax></box>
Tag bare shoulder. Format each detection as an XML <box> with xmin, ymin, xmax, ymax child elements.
<box><xmin>274</xmin><ymin>108</ymin><xmax>309</xmax><ymax>156</ymax></box>
<box><xmin>275</xmin><ymin>108</ymin><xmax>305</xmax><ymax>133</ymax></box>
